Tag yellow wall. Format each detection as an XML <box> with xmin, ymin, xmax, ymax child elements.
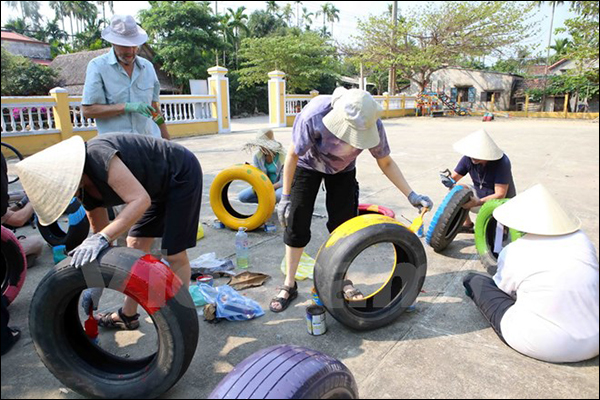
<box><xmin>169</xmin><ymin>121</ymin><xmax>219</xmax><ymax>138</ymax></box>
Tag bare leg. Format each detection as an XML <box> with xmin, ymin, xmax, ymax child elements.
<box><xmin>271</xmin><ymin>245</ymin><xmax>304</xmax><ymax>312</ymax></box>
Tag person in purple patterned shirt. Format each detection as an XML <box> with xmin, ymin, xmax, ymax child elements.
<box><xmin>270</xmin><ymin>88</ymin><xmax>433</xmax><ymax>313</ymax></box>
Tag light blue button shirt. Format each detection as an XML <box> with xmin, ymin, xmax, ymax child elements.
<box><xmin>82</xmin><ymin>48</ymin><xmax>161</xmax><ymax>136</ymax></box>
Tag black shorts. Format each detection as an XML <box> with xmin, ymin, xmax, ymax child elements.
<box><xmin>129</xmin><ymin>151</ymin><xmax>203</xmax><ymax>256</ymax></box>
<box><xmin>463</xmin><ymin>272</ymin><xmax>515</xmax><ymax>343</ymax></box>
<box><xmin>284</xmin><ymin>167</ymin><xmax>359</xmax><ymax>248</ymax></box>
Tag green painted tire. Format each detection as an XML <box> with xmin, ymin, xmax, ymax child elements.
<box><xmin>475</xmin><ymin>199</ymin><xmax>524</xmax><ymax>269</ymax></box>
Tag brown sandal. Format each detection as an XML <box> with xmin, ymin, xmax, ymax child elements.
<box><xmin>343</xmin><ymin>280</ymin><xmax>364</xmax><ymax>301</ymax></box>
<box><xmin>269</xmin><ymin>283</ymin><xmax>298</xmax><ymax>313</ymax></box>
<box><xmin>97</xmin><ymin>308</ymin><xmax>140</xmax><ymax>331</ymax></box>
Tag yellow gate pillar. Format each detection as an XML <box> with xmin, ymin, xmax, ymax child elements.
<box><xmin>208</xmin><ymin>66</ymin><xmax>231</xmax><ymax>134</ymax></box>
<box><xmin>50</xmin><ymin>87</ymin><xmax>74</xmax><ymax>141</ymax></box>
<box><xmin>268</xmin><ymin>70</ymin><xmax>287</xmax><ymax>128</ymax></box>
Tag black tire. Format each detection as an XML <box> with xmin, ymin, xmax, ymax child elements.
<box><xmin>475</xmin><ymin>199</ymin><xmax>524</xmax><ymax>270</ymax></box>
<box><xmin>425</xmin><ymin>185</ymin><xmax>473</xmax><ymax>252</ymax></box>
<box><xmin>37</xmin><ymin>197</ymin><xmax>90</xmax><ymax>252</ymax></box>
<box><xmin>209</xmin><ymin>345</ymin><xmax>359</xmax><ymax>399</ymax></box>
<box><xmin>1</xmin><ymin>226</ymin><xmax>27</xmax><ymax>305</ymax></box>
<box><xmin>1</xmin><ymin>142</ymin><xmax>24</xmax><ymax>184</ymax></box>
<box><xmin>315</xmin><ymin>215</ymin><xmax>427</xmax><ymax>331</ymax></box>
<box><xmin>29</xmin><ymin>247</ymin><xmax>199</xmax><ymax>399</ymax></box>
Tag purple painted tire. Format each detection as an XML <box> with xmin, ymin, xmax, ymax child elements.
<box><xmin>209</xmin><ymin>345</ymin><xmax>359</xmax><ymax>399</ymax></box>
<box><xmin>1</xmin><ymin>226</ymin><xmax>27</xmax><ymax>305</ymax></box>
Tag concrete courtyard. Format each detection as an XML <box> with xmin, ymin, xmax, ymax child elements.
<box><xmin>1</xmin><ymin>115</ymin><xmax>599</xmax><ymax>399</ymax></box>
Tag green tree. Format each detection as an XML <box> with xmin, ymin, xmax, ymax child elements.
<box><xmin>265</xmin><ymin>1</ymin><xmax>280</xmax><ymax>15</ymax></box>
<box><xmin>3</xmin><ymin>18</ymin><xmax>31</xmax><ymax>35</ymax></box>
<box><xmin>237</xmin><ymin>31</ymin><xmax>339</xmax><ymax>92</ymax></box>
<box><xmin>355</xmin><ymin>1</ymin><xmax>537</xmax><ymax>91</ymax></box>
<box><xmin>1</xmin><ymin>48</ymin><xmax>60</xmax><ymax>96</ymax></box>
<box><xmin>5</xmin><ymin>1</ymin><xmax>42</xmax><ymax>28</ymax></box>
<box><xmin>301</xmin><ymin>7</ymin><xmax>314</xmax><ymax>31</ymax></box>
<box><xmin>316</xmin><ymin>3</ymin><xmax>331</xmax><ymax>36</ymax></box>
<box><xmin>96</xmin><ymin>1</ymin><xmax>114</xmax><ymax>27</ymax></box>
<box><xmin>246</xmin><ymin>10</ymin><xmax>288</xmax><ymax>38</ymax></box>
<box><xmin>279</xmin><ymin>3</ymin><xmax>295</xmax><ymax>27</ymax></box>
<box><xmin>139</xmin><ymin>1</ymin><xmax>223</xmax><ymax>91</ymax></box>
<box><xmin>226</xmin><ymin>7</ymin><xmax>250</xmax><ymax>68</ymax></box>
<box><xmin>557</xmin><ymin>1</ymin><xmax>599</xmax><ymax>65</ymax></box>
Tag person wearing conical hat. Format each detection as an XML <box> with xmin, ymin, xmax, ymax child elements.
<box><xmin>15</xmin><ymin>133</ymin><xmax>203</xmax><ymax>331</ymax></box>
<box><xmin>442</xmin><ymin>129</ymin><xmax>516</xmax><ymax>233</ymax></box>
<box><xmin>463</xmin><ymin>184</ymin><xmax>599</xmax><ymax>363</ymax></box>
<box><xmin>239</xmin><ymin>129</ymin><xmax>286</xmax><ymax>204</ymax></box>
<box><xmin>270</xmin><ymin>87</ymin><xmax>433</xmax><ymax>313</ymax></box>
<box><xmin>81</xmin><ymin>15</ymin><xmax>170</xmax><ymax>140</ymax></box>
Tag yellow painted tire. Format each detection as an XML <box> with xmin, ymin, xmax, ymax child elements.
<box><xmin>210</xmin><ymin>164</ymin><xmax>276</xmax><ymax>231</ymax></box>
<box><xmin>314</xmin><ymin>214</ymin><xmax>427</xmax><ymax>331</ymax></box>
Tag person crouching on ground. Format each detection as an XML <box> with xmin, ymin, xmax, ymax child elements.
<box><xmin>270</xmin><ymin>87</ymin><xmax>433</xmax><ymax>313</ymax></box>
<box><xmin>239</xmin><ymin>129</ymin><xmax>285</xmax><ymax>204</ymax></box>
<box><xmin>463</xmin><ymin>184</ymin><xmax>599</xmax><ymax>363</ymax></box>
<box><xmin>15</xmin><ymin>133</ymin><xmax>202</xmax><ymax>330</ymax></box>
<box><xmin>441</xmin><ymin>129</ymin><xmax>516</xmax><ymax>233</ymax></box>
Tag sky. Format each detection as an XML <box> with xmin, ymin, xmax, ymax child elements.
<box><xmin>1</xmin><ymin>1</ymin><xmax>577</xmax><ymax>64</ymax></box>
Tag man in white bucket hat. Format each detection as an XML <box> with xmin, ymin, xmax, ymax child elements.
<box><xmin>463</xmin><ymin>184</ymin><xmax>599</xmax><ymax>363</ymax></box>
<box><xmin>15</xmin><ymin>133</ymin><xmax>203</xmax><ymax>330</ymax></box>
<box><xmin>81</xmin><ymin>15</ymin><xmax>170</xmax><ymax>140</ymax></box>
<box><xmin>442</xmin><ymin>129</ymin><xmax>516</xmax><ymax>233</ymax></box>
<box><xmin>270</xmin><ymin>87</ymin><xmax>433</xmax><ymax>313</ymax></box>
<box><xmin>239</xmin><ymin>129</ymin><xmax>286</xmax><ymax>203</ymax></box>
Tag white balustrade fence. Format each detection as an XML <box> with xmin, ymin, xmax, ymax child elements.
<box><xmin>285</xmin><ymin>96</ymin><xmax>313</xmax><ymax>116</ymax></box>
<box><xmin>1</xmin><ymin>98</ymin><xmax>59</xmax><ymax>136</ymax></box>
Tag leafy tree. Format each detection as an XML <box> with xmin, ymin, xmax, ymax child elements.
<box><xmin>265</xmin><ymin>1</ymin><xmax>280</xmax><ymax>15</ymax></box>
<box><xmin>226</xmin><ymin>7</ymin><xmax>250</xmax><ymax>68</ymax></box>
<box><xmin>300</xmin><ymin>7</ymin><xmax>314</xmax><ymax>31</ymax></box>
<box><xmin>5</xmin><ymin>1</ymin><xmax>42</xmax><ymax>28</ymax></box>
<box><xmin>246</xmin><ymin>10</ymin><xmax>288</xmax><ymax>38</ymax></box>
<box><xmin>279</xmin><ymin>3</ymin><xmax>295</xmax><ymax>27</ymax></box>
<box><xmin>237</xmin><ymin>31</ymin><xmax>339</xmax><ymax>93</ymax></box>
<box><xmin>1</xmin><ymin>48</ymin><xmax>59</xmax><ymax>96</ymax></box>
<box><xmin>355</xmin><ymin>1</ymin><xmax>537</xmax><ymax>91</ymax></box>
<box><xmin>557</xmin><ymin>1</ymin><xmax>599</xmax><ymax>66</ymax></box>
<box><xmin>139</xmin><ymin>1</ymin><xmax>223</xmax><ymax>91</ymax></box>
<box><xmin>3</xmin><ymin>18</ymin><xmax>31</xmax><ymax>35</ymax></box>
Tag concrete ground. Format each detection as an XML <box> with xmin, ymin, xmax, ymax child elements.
<box><xmin>2</xmin><ymin>116</ymin><xmax>599</xmax><ymax>399</ymax></box>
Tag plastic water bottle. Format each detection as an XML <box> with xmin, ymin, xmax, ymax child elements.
<box><xmin>235</xmin><ymin>227</ymin><xmax>249</xmax><ymax>269</ymax></box>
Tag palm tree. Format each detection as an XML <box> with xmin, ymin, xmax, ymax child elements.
<box><xmin>266</xmin><ymin>1</ymin><xmax>279</xmax><ymax>15</ymax></box>
<box><xmin>6</xmin><ymin>1</ymin><xmax>42</xmax><ymax>28</ymax></box>
<box><xmin>96</xmin><ymin>1</ymin><xmax>115</xmax><ymax>27</ymax></box>
<box><xmin>535</xmin><ymin>1</ymin><xmax>566</xmax><ymax>108</ymax></box>
<box><xmin>3</xmin><ymin>18</ymin><xmax>31</xmax><ymax>35</ymax></box>
<box><xmin>49</xmin><ymin>1</ymin><xmax>68</xmax><ymax>34</ymax></box>
<box><xmin>317</xmin><ymin>3</ymin><xmax>331</xmax><ymax>36</ymax></box>
<box><xmin>219</xmin><ymin>14</ymin><xmax>235</xmax><ymax>66</ymax></box>
<box><xmin>550</xmin><ymin>38</ymin><xmax>572</xmax><ymax>58</ymax></box>
<box><xmin>301</xmin><ymin>7</ymin><xmax>314</xmax><ymax>31</ymax></box>
<box><xmin>326</xmin><ymin>4</ymin><xmax>340</xmax><ymax>36</ymax></box>
<box><xmin>294</xmin><ymin>1</ymin><xmax>302</xmax><ymax>28</ymax></box>
<box><xmin>280</xmin><ymin>4</ymin><xmax>294</xmax><ymax>27</ymax></box>
<box><xmin>226</xmin><ymin>7</ymin><xmax>250</xmax><ymax>68</ymax></box>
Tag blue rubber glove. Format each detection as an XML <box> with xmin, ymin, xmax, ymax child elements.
<box><xmin>440</xmin><ymin>175</ymin><xmax>456</xmax><ymax>189</ymax></box>
<box><xmin>69</xmin><ymin>233</ymin><xmax>110</xmax><ymax>269</ymax></box>
<box><xmin>124</xmin><ymin>102</ymin><xmax>154</xmax><ymax>118</ymax></box>
<box><xmin>408</xmin><ymin>191</ymin><xmax>434</xmax><ymax>212</ymax></box>
<box><xmin>81</xmin><ymin>288</ymin><xmax>103</xmax><ymax>312</ymax></box>
<box><xmin>277</xmin><ymin>194</ymin><xmax>292</xmax><ymax>228</ymax></box>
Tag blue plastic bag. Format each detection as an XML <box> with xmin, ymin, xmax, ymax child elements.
<box><xmin>215</xmin><ymin>285</ymin><xmax>264</xmax><ymax>322</ymax></box>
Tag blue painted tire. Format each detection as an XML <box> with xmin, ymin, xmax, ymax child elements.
<box><xmin>209</xmin><ymin>345</ymin><xmax>358</xmax><ymax>399</ymax></box>
<box><xmin>37</xmin><ymin>197</ymin><xmax>90</xmax><ymax>252</ymax></box>
<box><xmin>425</xmin><ymin>186</ymin><xmax>473</xmax><ymax>252</ymax></box>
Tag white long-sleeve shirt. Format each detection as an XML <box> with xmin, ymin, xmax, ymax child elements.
<box><xmin>494</xmin><ymin>230</ymin><xmax>599</xmax><ymax>363</ymax></box>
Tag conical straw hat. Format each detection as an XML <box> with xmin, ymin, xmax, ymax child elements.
<box><xmin>493</xmin><ymin>184</ymin><xmax>581</xmax><ymax>236</ymax></box>
<box><xmin>14</xmin><ymin>136</ymin><xmax>86</xmax><ymax>226</ymax></box>
<box><xmin>242</xmin><ymin>128</ymin><xmax>286</xmax><ymax>157</ymax></box>
<box><xmin>453</xmin><ymin>129</ymin><xmax>504</xmax><ymax>161</ymax></box>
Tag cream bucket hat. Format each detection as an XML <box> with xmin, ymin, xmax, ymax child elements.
<box><xmin>323</xmin><ymin>88</ymin><xmax>383</xmax><ymax>150</ymax></box>
<box><xmin>242</xmin><ymin>129</ymin><xmax>286</xmax><ymax>157</ymax></box>
<box><xmin>453</xmin><ymin>129</ymin><xmax>504</xmax><ymax>161</ymax></box>
<box><xmin>14</xmin><ymin>136</ymin><xmax>86</xmax><ymax>226</ymax></box>
<box><xmin>493</xmin><ymin>184</ymin><xmax>581</xmax><ymax>236</ymax></box>
<box><xmin>102</xmin><ymin>15</ymin><xmax>148</xmax><ymax>47</ymax></box>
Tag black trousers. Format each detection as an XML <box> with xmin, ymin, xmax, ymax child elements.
<box><xmin>1</xmin><ymin>295</ymin><xmax>12</xmax><ymax>356</ymax></box>
<box><xmin>284</xmin><ymin>167</ymin><xmax>359</xmax><ymax>248</ymax></box>
<box><xmin>463</xmin><ymin>272</ymin><xmax>516</xmax><ymax>343</ymax></box>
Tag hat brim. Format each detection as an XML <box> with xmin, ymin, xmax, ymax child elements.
<box><xmin>102</xmin><ymin>27</ymin><xmax>148</xmax><ymax>47</ymax></box>
<box><xmin>14</xmin><ymin>136</ymin><xmax>86</xmax><ymax>226</ymax></box>
<box><xmin>322</xmin><ymin>108</ymin><xmax>380</xmax><ymax>150</ymax></box>
<box><xmin>243</xmin><ymin>139</ymin><xmax>286</xmax><ymax>156</ymax></box>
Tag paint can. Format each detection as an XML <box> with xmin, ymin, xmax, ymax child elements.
<box><xmin>213</xmin><ymin>219</ymin><xmax>225</xmax><ymax>229</ymax></box>
<box><xmin>264</xmin><ymin>224</ymin><xmax>277</xmax><ymax>233</ymax></box>
<box><xmin>196</xmin><ymin>275</ymin><xmax>214</xmax><ymax>287</ymax></box>
<box><xmin>306</xmin><ymin>305</ymin><xmax>327</xmax><ymax>336</ymax></box>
